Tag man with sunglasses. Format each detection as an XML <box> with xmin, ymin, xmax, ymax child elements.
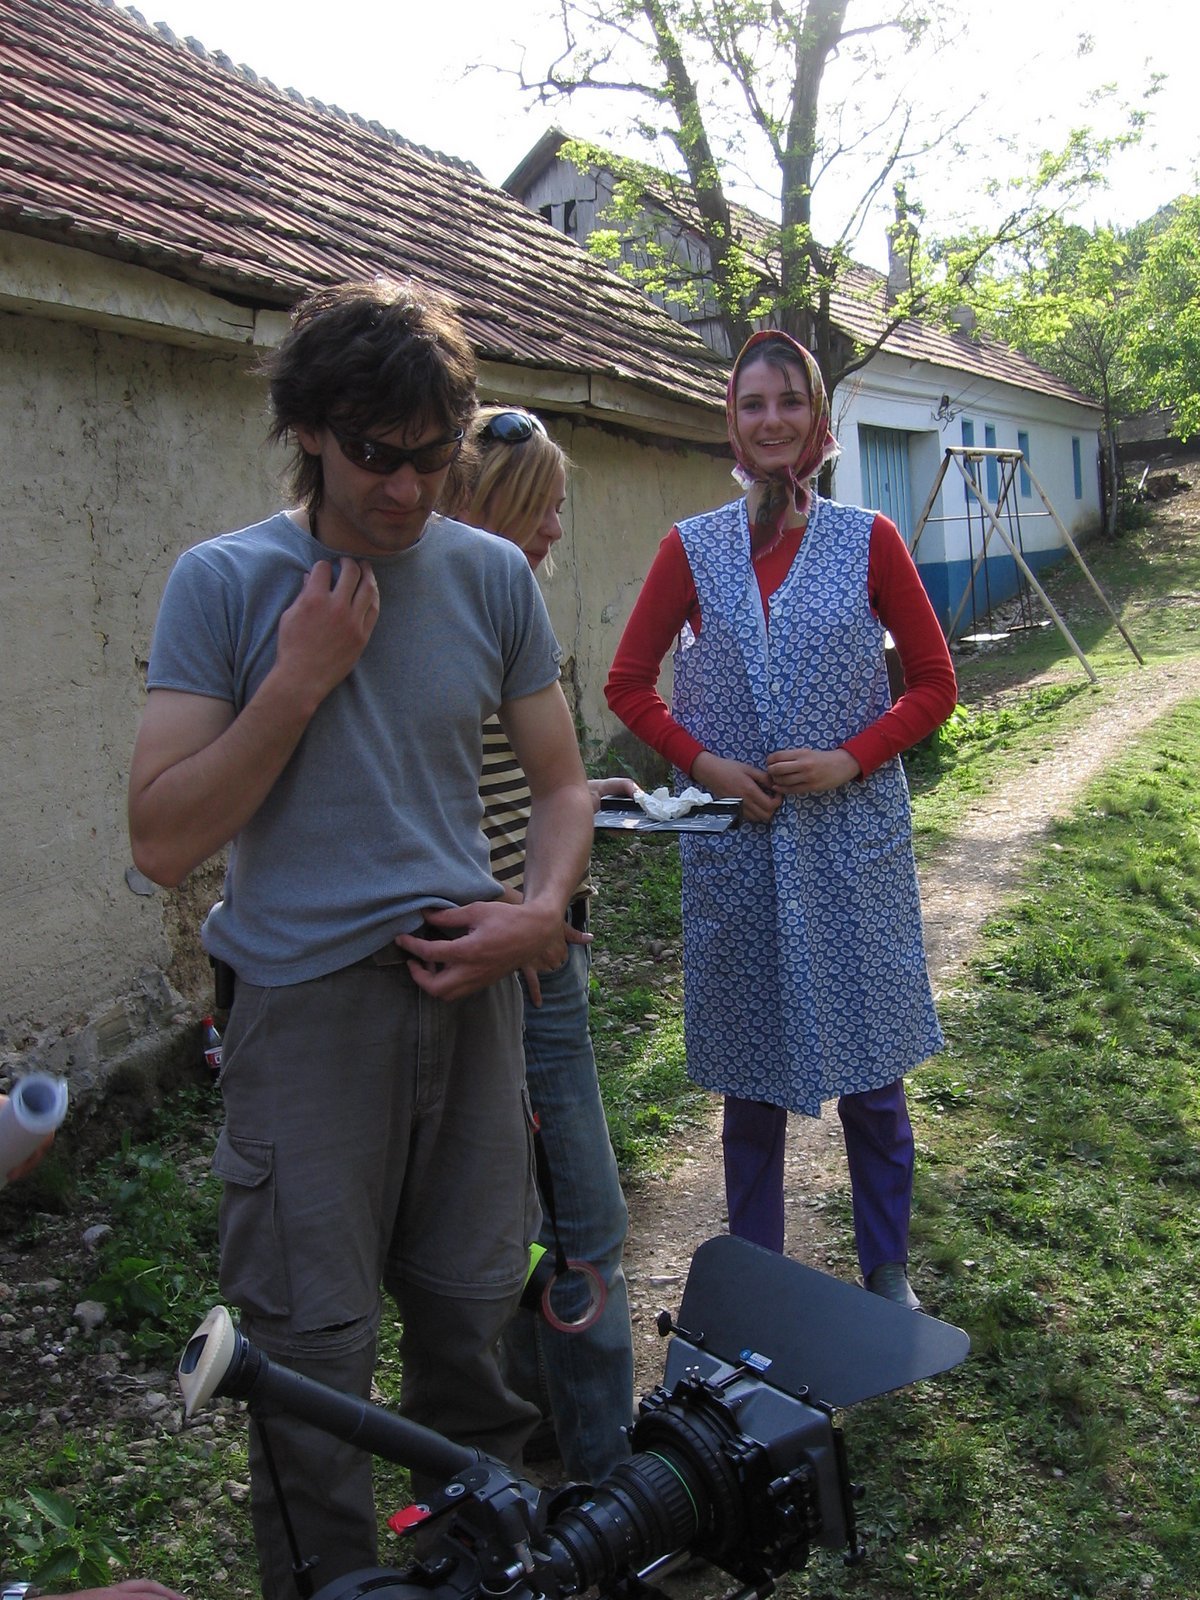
<box><xmin>128</xmin><ymin>279</ymin><xmax>594</xmax><ymax>1600</ymax></box>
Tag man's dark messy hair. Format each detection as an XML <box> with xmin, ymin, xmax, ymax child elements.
<box><xmin>265</xmin><ymin>277</ymin><xmax>479</xmax><ymax>514</ymax></box>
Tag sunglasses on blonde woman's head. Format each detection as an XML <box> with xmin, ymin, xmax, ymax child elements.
<box><xmin>331</xmin><ymin>428</ymin><xmax>464</xmax><ymax>476</ymax></box>
<box><xmin>480</xmin><ymin>411</ymin><xmax>548</xmax><ymax>444</ymax></box>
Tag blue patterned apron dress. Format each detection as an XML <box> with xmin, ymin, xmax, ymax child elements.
<box><xmin>672</xmin><ymin>493</ymin><xmax>943</xmax><ymax>1117</ymax></box>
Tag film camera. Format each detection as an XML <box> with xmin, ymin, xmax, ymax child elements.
<box><xmin>178</xmin><ymin>1235</ymin><xmax>968</xmax><ymax>1600</ymax></box>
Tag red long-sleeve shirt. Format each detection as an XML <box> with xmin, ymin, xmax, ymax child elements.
<box><xmin>605</xmin><ymin>511</ymin><xmax>957</xmax><ymax>779</ymax></box>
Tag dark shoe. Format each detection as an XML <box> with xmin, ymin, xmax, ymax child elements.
<box><xmin>866</xmin><ymin>1262</ymin><xmax>921</xmax><ymax>1310</ymax></box>
<box><xmin>522</xmin><ymin>1418</ymin><xmax>562</xmax><ymax>1463</ymax></box>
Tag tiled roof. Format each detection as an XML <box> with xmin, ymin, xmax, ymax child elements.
<box><xmin>728</xmin><ymin>206</ymin><xmax>1101</xmax><ymax>412</ymax></box>
<box><xmin>0</xmin><ymin>0</ymin><xmax>729</xmax><ymax>414</ymax></box>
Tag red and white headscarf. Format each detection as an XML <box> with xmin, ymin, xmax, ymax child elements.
<box><xmin>727</xmin><ymin>330</ymin><xmax>840</xmax><ymax>551</ymax></box>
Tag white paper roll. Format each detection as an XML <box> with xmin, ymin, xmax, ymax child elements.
<box><xmin>0</xmin><ymin>1073</ymin><xmax>69</xmax><ymax>1188</ymax></box>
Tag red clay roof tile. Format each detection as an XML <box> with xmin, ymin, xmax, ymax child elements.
<box><xmin>0</xmin><ymin>0</ymin><xmax>729</xmax><ymax>413</ymax></box>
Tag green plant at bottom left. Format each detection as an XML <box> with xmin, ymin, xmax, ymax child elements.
<box><xmin>2</xmin><ymin>1479</ymin><xmax>128</xmax><ymax>1589</ymax></box>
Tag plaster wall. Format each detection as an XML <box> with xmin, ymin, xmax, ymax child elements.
<box><xmin>536</xmin><ymin>419</ymin><xmax>734</xmax><ymax>761</ymax></box>
<box><xmin>0</xmin><ymin>297</ymin><xmax>733</xmax><ymax>1102</ymax></box>
<box><xmin>1</xmin><ymin>307</ymin><xmax>279</xmax><ymax>1087</ymax></box>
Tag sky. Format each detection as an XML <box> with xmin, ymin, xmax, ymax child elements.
<box><xmin>134</xmin><ymin>0</ymin><xmax>1198</xmax><ymax>271</ymax></box>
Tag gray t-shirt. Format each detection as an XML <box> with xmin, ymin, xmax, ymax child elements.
<box><xmin>147</xmin><ymin>511</ymin><xmax>562</xmax><ymax>985</ymax></box>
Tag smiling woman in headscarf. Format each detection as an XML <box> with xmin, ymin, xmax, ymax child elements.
<box><xmin>605</xmin><ymin>329</ymin><xmax>958</xmax><ymax>1311</ymax></box>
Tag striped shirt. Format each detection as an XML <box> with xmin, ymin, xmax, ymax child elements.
<box><xmin>481</xmin><ymin>714</ymin><xmax>532</xmax><ymax>893</ymax></box>
<box><xmin>480</xmin><ymin>714</ymin><xmax>590</xmax><ymax>902</ymax></box>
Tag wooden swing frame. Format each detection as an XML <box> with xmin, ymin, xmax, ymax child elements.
<box><xmin>908</xmin><ymin>447</ymin><xmax>1143</xmax><ymax>683</ymax></box>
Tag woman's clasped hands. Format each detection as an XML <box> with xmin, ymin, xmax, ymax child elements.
<box><xmin>765</xmin><ymin>746</ymin><xmax>861</xmax><ymax>796</ymax></box>
<box><xmin>692</xmin><ymin>748</ymin><xmax>860</xmax><ymax>820</ymax></box>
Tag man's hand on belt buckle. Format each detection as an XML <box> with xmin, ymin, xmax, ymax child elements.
<box><xmin>395</xmin><ymin>898</ymin><xmax>586</xmax><ymax>1003</ymax></box>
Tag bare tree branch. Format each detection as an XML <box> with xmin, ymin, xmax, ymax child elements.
<box><xmin>506</xmin><ymin>0</ymin><xmax>1134</xmax><ymax>401</ymax></box>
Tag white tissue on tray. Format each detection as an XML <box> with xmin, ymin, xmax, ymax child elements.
<box><xmin>632</xmin><ymin>785</ymin><xmax>715</xmax><ymax>821</ymax></box>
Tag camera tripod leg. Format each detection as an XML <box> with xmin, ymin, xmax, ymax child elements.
<box><xmin>254</xmin><ymin>1408</ymin><xmax>321</xmax><ymax>1599</ymax></box>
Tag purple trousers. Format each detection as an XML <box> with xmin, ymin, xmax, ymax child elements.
<box><xmin>721</xmin><ymin>1081</ymin><xmax>914</xmax><ymax>1279</ymax></box>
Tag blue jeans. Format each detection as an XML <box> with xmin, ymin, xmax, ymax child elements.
<box><xmin>500</xmin><ymin>937</ymin><xmax>635</xmax><ymax>1483</ymax></box>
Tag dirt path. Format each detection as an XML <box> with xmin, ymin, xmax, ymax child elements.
<box><xmin>621</xmin><ymin>648</ymin><xmax>1200</xmax><ymax>1394</ymax></box>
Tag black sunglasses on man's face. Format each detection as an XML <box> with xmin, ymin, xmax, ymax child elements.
<box><xmin>331</xmin><ymin>428</ymin><xmax>464</xmax><ymax>476</ymax></box>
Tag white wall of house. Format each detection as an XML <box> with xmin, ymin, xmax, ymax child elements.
<box><xmin>0</xmin><ymin>258</ymin><xmax>733</xmax><ymax>1100</ymax></box>
<box><xmin>828</xmin><ymin>351</ymin><xmax>1103</xmax><ymax>630</ymax></box>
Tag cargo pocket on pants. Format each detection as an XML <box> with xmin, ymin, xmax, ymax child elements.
<box><xmin>213</xmin><ymin>1128</ymin><xmax>291</xmax><ymax>1319</ymax></box>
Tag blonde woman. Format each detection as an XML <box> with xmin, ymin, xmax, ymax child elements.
<box><xmin>447</xmin><ymin>407</ymin><xmax>635</xmax><ymax>1484</ymax></box>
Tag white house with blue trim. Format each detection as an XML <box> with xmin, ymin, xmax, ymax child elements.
<box><xmin>826</xmin><ymin>327</ymin><xmax>1103</xmax><ymax>631</ymax></box>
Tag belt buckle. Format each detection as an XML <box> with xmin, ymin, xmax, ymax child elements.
<box><xmin>369</xmin><ymin>941</ymin><xmax>406</xmax><ymax>967</ymax></box>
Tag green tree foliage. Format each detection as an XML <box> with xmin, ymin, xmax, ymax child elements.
<box><xmin>973</xmin><ymin>196</ymin><xmax>1198</xmax><ymax>530</ymax></box>
<box><xmin>518</xmin><ymin>0</ymin><xmax>1148</xmax><ymax>398</ymax></box>
<box><xmin>1126</xmin><ymin>194</ymin><xmax>1200</xmax><ymax>441</ymax></box>
<box><xmin>975</xmin><ymin>220</ymin><xmax>1149</xmax><ymax>530</ymax></box>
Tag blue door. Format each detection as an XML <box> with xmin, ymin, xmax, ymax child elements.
<box><xmin>859</xmin><ymin>425</ymin><xmax>914</xmax><ymax>542</ymax></box>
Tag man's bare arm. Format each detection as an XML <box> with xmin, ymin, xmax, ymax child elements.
<box><xmin>508</xmin><ymin>683</ymin><xmax>596</xmax><ymax>921</ymax></box>
<box><xmin>129</xmin><ymin>687</ymin><xmax>299</xmax><ymax>886</ymax></box>
<box><xmin>128</xmin><ymin>558</ymin><xmax>379</xmax><ymax>886</ymax></box>
<box><xmin>397</xmin><ymin>682</ymin><xmax>593</xmax><ymax>1000</ymax></box>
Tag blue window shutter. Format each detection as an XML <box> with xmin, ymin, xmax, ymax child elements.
<box><xmin>960</xmin><ymin>418</ymin><xmax>976</xmax><ymax>503</ymax></box>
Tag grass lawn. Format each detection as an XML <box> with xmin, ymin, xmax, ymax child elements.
<box><xmin>788</xmin><ymin>698</ymin><xmax>1200</xmax><ymax>1599</ymax></box>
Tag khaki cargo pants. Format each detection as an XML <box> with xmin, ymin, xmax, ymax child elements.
<box><xmin>213</xmin><ymin>956</ymin><xmax>541</xmax><ymax>1600</ymax></box>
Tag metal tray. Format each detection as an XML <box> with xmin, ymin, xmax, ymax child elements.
<box><xmin>593</xmin><ymin>796</ymin><xmax>743</xmax><ymax>834</ymax></box>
